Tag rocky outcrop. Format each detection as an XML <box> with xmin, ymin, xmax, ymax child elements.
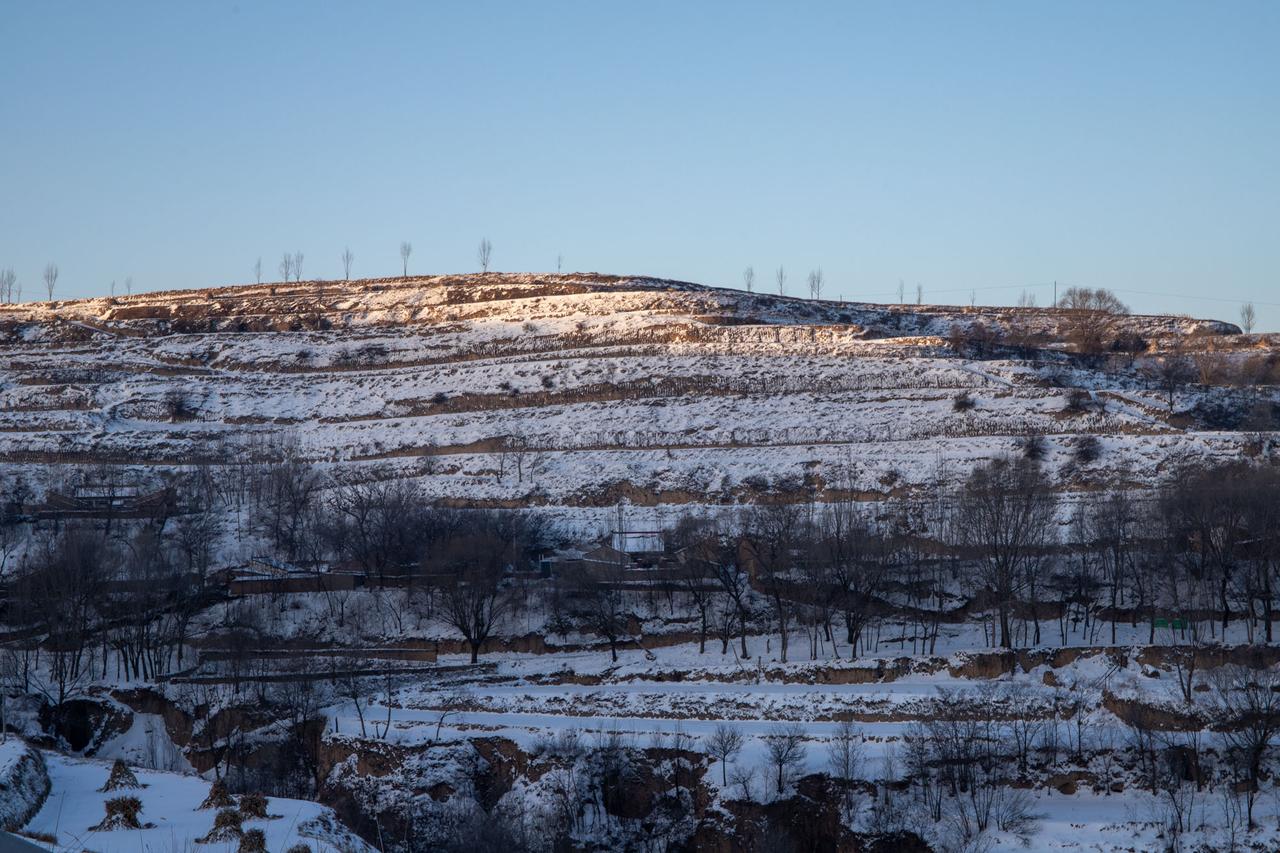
<box><xmin>688</xmin><ymin>775</ymin><xmax>929</xmax><ymax>853</ymax></box>
<box><xmin>111</xmin><ymin>687</ymin><xmax>195</xmax><ymax>746</ymax></box>
<box><xmin>38</xmin><ymin>697</ymin><xmax>132</xmax><ymax>754</ymax></box>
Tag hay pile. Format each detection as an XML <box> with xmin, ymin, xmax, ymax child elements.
<box><xmin>199</xmin><ymin>778</ymin><xmax>235</xmax><ymax>810</ymax></box>
<box><xmin>197</xmin><ymin>807</ymin><xmax>243</xmax><ymax>843</ymax></box>
<box><xmin>238</xmin><ymin>828</ymin><xmax>268</xmax><ymax>853</ymax></box>
<box><xmin>238</xmin><ymin>792</ymin><xmax>271</xmax><ymax>819</ymax></box>
<box><xmin>98</xmin><ymin>759</ymin><xmax>144</xmax><ymax>792</ymax></box>
<box><xmin>90</xmin><ymin>796</ymin><xmax>145</xmax><ymax>831</ymax></box>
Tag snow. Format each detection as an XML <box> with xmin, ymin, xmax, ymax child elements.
<box><xmin>20</xmin><ymin>753</ymin><xmax>373</xmax><ymax>853</ymax></box>
<box><xmin>0</xmin><ymin>274</ymin><xmax>1273</xmax><ymax>851</ymax></box>
<box><xmin>0</xmin><ymin>274</ymin><xmax>1258</xmax><ymax>543</ymax></box>
<box><xmin>0</xmin><ymin>739</ymin><xmax>48</xmax><ymax>832</ymax></box>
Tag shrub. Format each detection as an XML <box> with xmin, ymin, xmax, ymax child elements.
<box><xmin>100</xmin><ymin>759</ymin><xmax>143</xmax><ymax>792</ymax></box>
<box><xmin>162</xmin><ymin>390</ymin><xmax>197</xmax><ymax>421</ymax></box>
<box><xmin>952</xmin><ymin>392</ymin><xmax>976</xmax><ymax>412</ymax></box>
<box><xmin>1110</xmin><ymin>332</ymin><xmax>1147</xmax><ymax>354</ymax></box>
<box><xmin>91</xmin><ymin>796</ymin><xmax>144</xmax><ymax>831</ymax></box>
<box><xmin>947</xmin><ymin>322</ymin><xmax>998</xmax><ymax>357</ymax></box>
<box><xmin>1038</xmin><ymin>368</ymin><xmax>1069</xmax><ymax>388</ymax></box>
<box><xmin>1063</xmin><ymin>388</ymin><xmax>1096</xmax><ymax>413</ymax></box>
<box><xmin>284</xmin><ymin>845</ymin><xmax>313</xmax><ymax>853</ymax></box>
<box><xmin>541</xmin><ymin>374</ymin><xmax>555</xmax><ymax>389</ymax></box>
<box><xmin>1074</xmin><ymin>435</ymin><xmax>1102</xmax><ymax>463</ymax></box>
<box><xmin>239</xmin><ymin>829</ymin><xmax>268</xmax><ymax>853</ymax></box>
<box><xmin>1020</xmin><ymin>434</ymin><xmax>1048</xmax><ymax>461</ymax></box>
<box><xmin>1192</xmin><ymin>397</ymin><xmax>1249</xmax><ymax>430</ymax></box>
<box><xmin>431</xmin><ymin>391</ymin><xmax>449</xmax><ymax>405</ymax></box>
<box><xmin>522</xmin><ymin>321</ymin><xmax>538</xmax><ymax>333</ymax></box>
<box><xmin>199</xmin><ymin>778</ymin><xmax>235</xmax><ymax>810</ymax></box>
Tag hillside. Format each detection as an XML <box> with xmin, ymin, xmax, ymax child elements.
<box><xmin>5</xmin><ymin>273</ymin><xmax>1280</xmax><ymax>853</ymax></box>
<box><xmin>0</xmin><ymin>273</ymin><xmax>1261</xmax><ymax>534</ymax></box>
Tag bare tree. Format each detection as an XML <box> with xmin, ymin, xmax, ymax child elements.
<box><xmin>765</xmin><ymin>723</ymin><xmax>807</xmax><ymax>794</ymax></box>
<box><xmin>0</xmin><ymin>268</ymin><xmax>16</xmax><ymax>302</ymax></box>
<box><xmin>916</xmin><ymin>282</ymin><xmax>923</xmax><ymax>304</ymax></box>
<box><xmin>400</xmin><ymin>241</ymin><xmax>412</xmax><ymax>277</ymax></box>
<box><xmin>1077</xmin><ymin>489</ymin><xmax>1146</xmax><ymax>644</ymax></box>
<box><xmin>1143</xmin><ymin>342</ymin><xmax>1195</xmax><ymax>411</ymax></box>
<box><xmin>253</xmin><ymin>257</ymin><xmax>262</xmax><ymax>285</ymax></box>
<box><xmin>431</xmin><ymin>511</ymin><xmax>541</xmax><ymax>663</ymax></box>
<box><xmin>743</xmin><ymin>502</ymin><xmax>807</xmax><ymax>663</ymax></box>
<box><xmin>1211</xmin><ymin>665</ymin><xmax>1280</xmax><ymax>827</ymax></box>
<box><xmin>775</xmin><ymin>265</ymin><xmax>786</xmax><ymax>296</ymax></box>
<box><xmin>569</xmin><ymin>559</ymin><xmax>630</xmax><ymax>663</ymax></box>
<box><xmin>292</xmin><ymin>251</ymin><xmax>304</xmax><ymax>282</ymax></box>
<box><xmin>12</xmin><ymin>527</ymin><xmax>110</xmax><ymax>717</ymax></box>
<box><xmin>821</xmin><ymin>500</ymin><xmax>886</xmax><ymax>658</ymax></box>
<box><xmin>742</xmin><ymin>266</ymin><xmax>755</xmax><ymax>293</ymax></box>
<box><xmin>124</xmin><ymin>276</ymin><xmax>132</xmax><ymax>295</ymax></box>
<box><xmin>279</xmin><ymin>254</ymin><xmax>293</xmax><ymax>283</ymax></box>
<box><xmin>441</xmin><ymin>562</ymin><xmax>509</xmax><ymax>664</ymax></box>
<box><xmin>807</xmin><ymin>268</ymin><xmax>823</xmax><ymax>300</ymax></box>
<box><xmin>705</xmin><ymin>723</ymin><xmax>745</xmax><ymax>785</ymax></box>
<box><xmin>556</xmin><ymin>253</ymin><xmax>563</xmax><ymax>273</ymax></box>
<box><xmin>477</xmin><ymin>238</ymin><xmax>492</xmax><ymax>273</ymax></box>
<box><xmin>828</xmin><ymin>719</ymin><xmax>864</xmax><ymax>821</ymax></box>
<box><xmin>43</xmin><ymin>263</ymin><xmax>59</xmax><ymax>300</ymax></box>
<box><xmin>341</xmin><ymin>247</ymin><xmax>354</xmax><ymax>281</ymax></box>
<box><xmin>671</xmin><ymin>515</ymin><xmax>723</xmax><ymax>653</ymax></box>
<box><xmin>710</xmin><ymin>555</ymin><xmax>752</xmax><ymax>658</ymax></box>
<box><xmin>956</xmin><ymin>457</ymin><xmax>1057</xmax><ymax>648</ymax></box>
<box><xmin>1240</xmin><ymin>302</ymin><xmax>1256</xmax><ymax>334</ymax></box>
<box><xmin>1056</xmin><ymin>286</ymin><xmax>1128</xmax><ymax>313</ymax></box>
<box><xmin>324</xmin><ymin>479</ymin><xmax>430</xmax><ymax>582</ymax></box>
<box><xmin>0</xmin><ymin>650</ymin><xmax>16</xmax><ymax>743</ymax></box>
<box><xmin>1056</xmin><ymin>286</ymin><xmax>1129</xmax><ymax>356</ymax></box>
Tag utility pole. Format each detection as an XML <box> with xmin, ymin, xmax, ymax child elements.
<box><xmin>1053</xmin><ymin>280</ymin><xmax>1058</xmax><ymax>307</ymax></box>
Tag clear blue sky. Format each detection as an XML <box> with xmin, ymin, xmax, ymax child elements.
<box><xmin>3</xmin><ymin>1</ymin><xmax>1277</xmax><ymax>328</ymax></box>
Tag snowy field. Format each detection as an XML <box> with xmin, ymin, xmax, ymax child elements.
<box><xmin>18</xmin><ymin>753</ymin><xmax>371</xmax><ymax>853</ymax></box>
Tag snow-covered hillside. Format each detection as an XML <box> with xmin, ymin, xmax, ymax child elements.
<box><xmin>0</xmin><ymin>273</ymin><xmax>1262</xmax><ymax>535</ymax></box>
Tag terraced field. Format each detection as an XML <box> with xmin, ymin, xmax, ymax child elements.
<box><xmin>0</xmin><ymin>273</ymin><xmax>1254</xmax><ymax>534</ymax></box>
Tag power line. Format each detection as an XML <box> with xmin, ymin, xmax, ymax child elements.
<box><xmin>854</xmin><ymin>281</ymin><xmax>1274</xmax><ymax>310</ymax></box>
<box><xmin>860</xmin><ymin>282</ymin><xmax>1054</xmax><ymax>300</ymax></box>
<box><xmin>1106</xmin><ymin>287</ymin><xmax>1280</xmax><ymax>309</ymax></box>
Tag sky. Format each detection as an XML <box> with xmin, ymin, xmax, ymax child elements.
<box><xmin>2</xmin><ymin>1</ymin><xmax>1277</xmax><ymax>328</ymax></box>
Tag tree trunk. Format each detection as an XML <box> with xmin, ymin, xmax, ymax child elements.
<box><xmin>774</xmin><ymin>595</ymin><xmax>788</xmax><ymax>663</ymax></box>
<box><xmin>1221</xmin><ymin>574</ymin><xmax>1231</xmax><ymax>631</ymax></box>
